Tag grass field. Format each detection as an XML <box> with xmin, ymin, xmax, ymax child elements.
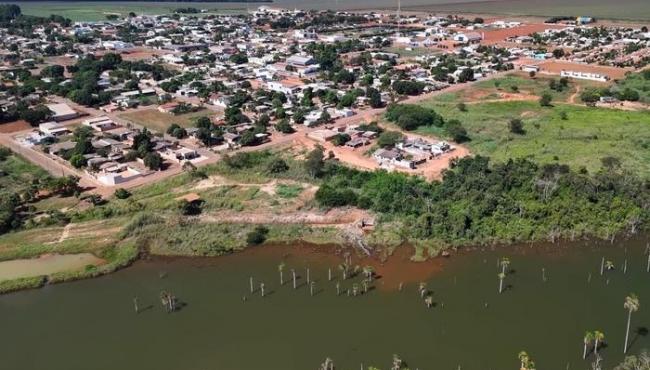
<box><xmin>0</xmin><ymin>149</ymin><xmax>49</xmax><ymax>197</ymax></box>
<box><xmin>412</xmin><ymin>96</ymin><xmax>650</xmax><ymax>177</ymax></box>
<box><xmin>118</xmin><ymin>108</ymin><xmax>212</xmax><ymax>133</ymax></box>
<box><xmin>7</xmin><ymin>1</ymin><xmax>245</xmax><ymax>21</ymax></box>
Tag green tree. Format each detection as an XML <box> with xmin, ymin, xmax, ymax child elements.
<box><xmin>143</xmin><ymin>152</ymin><xmax>163</xmax><ymax>170</ymax></box>
<box><xmin>305</xmin><ymin>146</ymin><xmax>324</xmax><ymax>178</ymax></box>
<box><xmin>539</xmin><ymin>92</ymin><xmax>553</xmax><ymax>107</ymax></box>
<box><xmin>377</xmin><ymin>131</ymin><xmax>403</xmax><ymax>148</ymax></box>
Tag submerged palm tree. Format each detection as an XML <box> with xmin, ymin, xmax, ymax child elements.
<box><xmin>363</xmin><ymin>266</ymin><xmax>374</xmax><ymax>281</ymax></box>
<box><xmin>583</xmin><ymin>331</ymin><xmax>594</xmax><ymax>359</ymax></box>
<box><xmin>424</xmin><ymin>295</ymin><xmax>433</xmax><ymax>308</ymax></box>
<box><xmin>278</xmin><ymin>263</ymin><xmax>285</xmax><ymax>285</ymax></box>
<box><xmin>593</xmin><ymin>331</ymin><xmax>605</xmax><ymax>355</ymax></box>
<box><xmin>419</xmin><ymin>282</ymin><xmax>427</xmax><ymax>298</ymax></box>
<box><xmin>624</xmin><ymin>294</ymin><xmax>641</xmax><ymax>354</ymax></box>
<box><xmin>605</xmin><ymin>260</ymin><xmax>615</xmax><ymax>271</ymax></box>
<box><xmin>518</xmin><ymin>351</ymin><xmax>530</xmax><ymax>370</ymax></box>
<box><xmin>392</xmin><ymin>354</ymin><xmax>403</xmax><ymax>370</ymax></box>
<box><xmin>498</xmin><ymin>272</ymin><xmax>506</xmax><ymax>293</ymax></box>
<box><xmin>292</xmin><ymin>269</ymin><xmax>297</xmax><ymax>289</ymax></box>
<box><xmin>339</xmin><ymin>263</ymin><xmax>348</xmax><ymax>280</ymax></box>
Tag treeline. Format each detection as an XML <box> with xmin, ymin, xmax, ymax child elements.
<box><xmin>315</xmin><ymin>155</ymin><xmax>649</xmax><ymax>246</ymax></box>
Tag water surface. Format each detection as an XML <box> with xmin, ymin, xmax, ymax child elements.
<box><xmin>1</xmin><ymin>237</ymin><xmax>649</xmax><ymax>370</ymax></box>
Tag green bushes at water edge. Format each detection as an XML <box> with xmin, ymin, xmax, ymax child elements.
<box><xmin>316</xmin><ymin>155</ymin><xmax>649</xmax><ymax>246</ymax></box>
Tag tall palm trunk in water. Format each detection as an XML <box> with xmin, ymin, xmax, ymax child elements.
<box><xmin>624</xmin><ymin>294</ymin><xmax>640</xmax><ymax>354</ymax></box>
<box><xmin>498</xmin><ymin>272</ymin><xmax>505</xmax><ymax>294</ymax></box>
<box><xmin>250</xmin><ymin>277</ymin><xmax>254</xmax><ymax>293</ymax></box>
<box><xmin>292</xmin><ymin>269</ymin><xmax>297</xmax><ymax>289</ymax></box>
<box><xmin>583</xmin><ymin>331</ymin><xmax>593</xmax><ymax>359</ymax></box>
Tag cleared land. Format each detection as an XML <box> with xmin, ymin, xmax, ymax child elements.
<box><xmin>404</xmin><ymin>0</ymin><xmax>650</xmax><ymax>21</ymax></box>
<box><xmin>412</xmin><ymin>75</ymin><xmax>650</xmax><ymax>177</ymax></box>
<box><xmin>118</xmin><ymin>108</ymin><xmax>212</xmax><ymax>133</ymax></box>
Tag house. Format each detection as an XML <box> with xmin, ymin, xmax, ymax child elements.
<box><xmin>39</xmin><ymin>121</ymin><xmax>70</xmax><ymax>136</ymax></box>
<box><xmin>307</xmin><ymin>129</ymin><xmax>338</xmax><ymax>143</ymax></box>
<box><xmin>453</xmin><ymin>32</ymin><xmax>482</xmax><ymax>44</ymax></box>
<box><xmin>560</xmin><ymin>70</ymin><xmax>609</xmax><ymax>82</ymax></box>
<box><xmin>83</xmin><ymin>116</ymin><xmax>118</xmax><ymax>132</ymax></box>
<box><xmin>46</xmin><ymin>103</ymin><xmax>78</xmax><ymax>121</ymax></box>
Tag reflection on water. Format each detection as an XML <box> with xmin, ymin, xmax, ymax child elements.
<box><xmin>0</xmin><ymin>236</ymin><xmax>649</xmax><ymax>370</ymax></box>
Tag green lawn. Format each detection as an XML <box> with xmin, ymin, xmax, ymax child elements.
<box><xmin>413</xmin><ymin>98</ymin><xmax>650</xmax><ymax>177</ymax></box>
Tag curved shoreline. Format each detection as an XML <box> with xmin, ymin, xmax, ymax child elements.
<box><xmin>1</xmin><ymin>232</ymin><xmax>647</xmax><ymax>295</ymax></box>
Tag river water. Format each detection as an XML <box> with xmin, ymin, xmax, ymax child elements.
<box><xmin>1</xmin><ymin>236</ymin><xmax>649</xmax><ymax>370</ymax></box>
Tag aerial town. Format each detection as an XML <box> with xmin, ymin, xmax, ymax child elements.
<box><xmin>0</xmin><ymin>3</ymin><xmax>649</xmax><ymax>370</ymax></box>
<box><xmin>0</xmin><ymin>5</ymin><xmax>647</xmax><ymax>192</ymax></box>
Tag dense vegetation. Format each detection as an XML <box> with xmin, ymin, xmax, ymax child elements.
<box><xmin>316</xmin><ymin>155</ymin><xmax>648</xmax><ymax>246</ymax></box>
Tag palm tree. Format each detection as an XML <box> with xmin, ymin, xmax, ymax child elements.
<box><xmin>500</xmin><ymin>257</ymin><xmax>510</xmax><ymax>275</ymax></box>
<box><xmin>339</xmin><ymin>263</ymin><xmax>348</xmax><ymax>280</ymax></box>
<box><xmin>328</xmin><ymin>267</ymin><xmax>332</xmax><ymax>281</ymax></box>
<box><xmin>249</xmin><ymin>276</ymin><xmax>254</xmax><ymax>293</ymax></box>
<box><xmin>424</xmin><ymin>295</ymin><xmax>433</xmax><ymax>308</ymax></box>
<box><xmin>624</xmin><ymin>294</ymin><xmax>641</xmax><ymax>354</ymax></box>
<box><xmin>292</xmin><ymin>269</ymin><xmax>297</xmax><ymax>289</ymax></box>
<box><xmin>278</xmin><ymin>263</ymin><xmax>285</xmax><ymax>285</ymax></box>
<box><xmin>605</xmin><ymin>260</ymin><xmax>614</xmax><ymax>271</ymax></box>
<box><xmin>419</xmin><ymin>282</ymin><xmax>427</xmax><ymax>298</ymax></box>
<box><xmin>363</xmin><ymin>266</ymin><xmax>374</xmax><ymax>281</ymax></box>
<box><xmin>310</xmin><ymin>281</ymin><xmax>315</xmax><ymax>296</ymax></box>
<box><xmin>352</xmin><ymin>283</ymin><xmax>359</xmax><ymax>297</ymax></box>
<box><xmin>260</xmin><ymin>282</ymin><xmax>265</xmax><ymax>297</ymax></box>
<box><xmin>336</xmin><ymin>281</ymin><xmax>340</xmax><ymax>296</ymax></box>
<box><xmin>498</xmin><ymin>272</ymin><xmax>506</xmax><ymax>293</ymax></box>
<box><xmin>593</xmin><ymin>331</ymin><xmax>605</xmax><ymax>355</ymax></box>
<box><xmin>307</xmin><ymin>267</ymin><xmax>310</xmax><ymax>284</ymax></box>
<box><xmin>583</xmin><ymin>331</ymin><xmax>594</xmax><ymax>359</ymax></box>
<box><xmin>518</xmin><ymin>351</ymin><xmax>529</xmax><ymax>370</ymax></box>
<box><xmin>392</xmin><ymin>354</ymin><xmax>402</xmax><ymax>370</ymax></box>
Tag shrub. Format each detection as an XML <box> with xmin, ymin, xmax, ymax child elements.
<box><xmin>114</xmin><ymin>188</ymin><xmax>131</xmax><ymax>199</ymax></box>
<box><xmin>377</xmin><ymin>131</ymin><xmax>403</xmax><ymax>148</ymax></box>
<box><xmin>509</xmin><ymin>118</ymin><xmax>525</xmax><ymax>135</ymax></box>
<box><xmin>246</xmin><ymin>226</ymin><xmax>269</xmax><ymax>245</ymax></box>
<box><xmin>267</xmin><ymin>158</ymin><xmax>289</xmax><ymax>173</ymax></box>
<box><xmin>539</xmin><ymin>92</ymin><xmax>553</xmax><ymax>107</ymax></box>
<box><xmin>445</xmin><ymin>119</ymin><xmax>470</xmax><ymax>143</ymax></box>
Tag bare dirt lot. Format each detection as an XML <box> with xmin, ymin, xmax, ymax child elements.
<box><xmin>0</xmin><ymin>120</ymin><xmax>31</xmax><ymax>134</ymax></box>
<box><xmin>294</xmin><ymin>133</ymin><xmax>470</xmax><ymax>181</ymax></box>
<box><xmin>536</xmin><ymin>60</ymin><xmax>633</xmax><ymax>80</ymax></box>
<box><xmin>480</xmin><ymin>23</ymin><xmax>566</xmax><ymax>44</ymax></box>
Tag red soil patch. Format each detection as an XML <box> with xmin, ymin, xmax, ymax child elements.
<box><xmin>0</xmin><ymin>120</ymin><xmax>32</xmax><ymax>133</ymax></box>
<box><xmin>480</xmin><ymin>23</ymin><xmax>566</xmax><ymax>45</ymax></box>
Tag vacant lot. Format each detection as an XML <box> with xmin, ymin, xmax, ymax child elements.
<box><xmin>481</xmin><ymin>23</ymin><xmax>566</xmax><ymax>44</ymax></box>
<box><xmin>536</xmin><ymin>60</ymin><xmax>633</xmax><ymax>80</ymax></box>
<box><xmin>0</xmin><ymin>149</ymin><xmax>50</xmax><ymax>197</ymax></box>
<box><xmin>118</xmin><ymin>108</ymin><xmax>212</xmax><ymax>133</ymax></box>
<box><xmin>415</xmin><ymin>95</ymin><xmax>650</xmax><ymax>177</ymax></box>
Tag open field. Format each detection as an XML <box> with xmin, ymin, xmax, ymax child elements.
<box><xmin>9</xmin><ymin>0</ymin><xmax>650</xmax><ymax>22</ymax></box>
<box><xmin>480</xmin><ymin>23</ymin><xmax>566</xmax><ymax>45</ymax></box>
<box><xmin>413</xmin><ymin>96</ymin><xmax>650</xmax><ymax>177</ymax></box>
<box><xmin>7</xmin><ymin>1</ymin><xmax>246</xmax><ymax>21</ymax></box>
<box><xmin>535</xmin><ymin>60</ymin><xmax>634</xmax><ymax>80</ymax></box>
<box><xmin>0</xmin><ymin>149</ymin><xmax>49</xmax><ymax>197</ymax></box>
<box><xmin>118</xmin><ymin>108</ymin><xmax>212</xmax><ymax>133</ymax></box>
<box><xmin>403</xmin><ymin>0</ymin><xmax>650</xmax><ymax>22</ymax></box>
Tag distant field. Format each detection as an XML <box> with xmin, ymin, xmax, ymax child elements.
<box><xmin>0</xmin><ymin>149</ymin><xmax>49</xmax><ymax>197</ymax></box>
<box><xmin>405</xmin><ymin>0</ymin><xmax>650</xmax><ymax>22</ymax></box>
<box><xmin>4</xmin><ymin>1</ymin><xmax>245</xmax><ymax>21</ymax></box>
<box><xmin>7</xmin><ymin>0</ymin><xmax>650</xmax><ymax>21</ymax></box>
<box><xmin>118</xmin><ymin>108</ymin><xmax>212</xmax><ymax>133</ymax></box>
